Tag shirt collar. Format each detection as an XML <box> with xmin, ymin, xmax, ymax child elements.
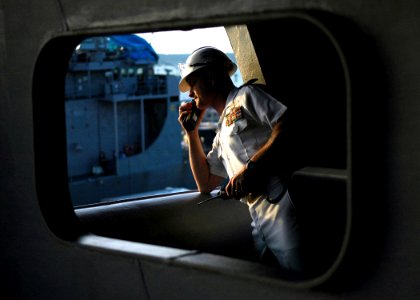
<box><xmin>225</xmin><ymin>87</ymin><xmax>239</xmax><ymax>107</ymax></box>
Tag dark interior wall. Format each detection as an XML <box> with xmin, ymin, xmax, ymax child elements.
<box><xmin>1</xmin><ymin>0</ymin><xmax>420</xmax><ymax>299</ymax></box>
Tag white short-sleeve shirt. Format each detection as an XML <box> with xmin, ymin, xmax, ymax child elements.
<box><xmin>207</xmin><ymin>85</ymin><xmax>287</xmax><ymax>202</ymax></box>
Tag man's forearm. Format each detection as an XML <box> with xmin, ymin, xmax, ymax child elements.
<box><xmin>187</xmin><ymin>131</ymin><xmax>216</xmax><ymax>193</ymax></box>
<box><xmin>250</xmin><ymin>121</ymin><xmax>282</xmax><ymax>165</ymax></box>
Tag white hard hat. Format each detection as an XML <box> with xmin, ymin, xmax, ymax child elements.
<box><xmin>178</xmin><ymin>46</ymin><xmax>237</xmax><ymax>92</ymax></box>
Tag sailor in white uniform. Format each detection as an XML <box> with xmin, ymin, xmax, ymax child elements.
<box><xmin>178</xmin><ymin>46</ymin><xmax>302</xmax><ymax>273</ymax></box>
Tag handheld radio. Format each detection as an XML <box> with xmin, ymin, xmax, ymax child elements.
<box><xmin>182</xmin><ymin>100</ymin><xmax>202</xmax><ymax>131</ymax></box>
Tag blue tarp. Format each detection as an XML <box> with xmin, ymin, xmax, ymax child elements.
<box><xmin>109</xmin><ymin>34</ymin><xmax>159</xmax><ymax>64</ymax></box>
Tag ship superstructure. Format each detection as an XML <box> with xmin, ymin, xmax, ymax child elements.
<box><xmin>65</xmin><ymin>35</ymin><xmax>194</xmax><ymax>206</ymax></box>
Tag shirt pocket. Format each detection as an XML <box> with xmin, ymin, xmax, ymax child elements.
<box><xmin>228</xmin><ymin>118</ymin><xmax>251</xmax><ymax>162</ymax></box>
<box><xmin>237</xmin><ymin>119</ymin><xmax>271</xmax><ymax>161</ymax></box>
<box><xmin>229</xmin><ymin>118</ymin><xmax>248</xmax><ymax>135</ymax></box>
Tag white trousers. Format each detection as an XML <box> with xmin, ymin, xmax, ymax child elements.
<box><xmin>248</xmin><ymin>191</ymin><xmax>302</xmax><ymax>272</ymax></box>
